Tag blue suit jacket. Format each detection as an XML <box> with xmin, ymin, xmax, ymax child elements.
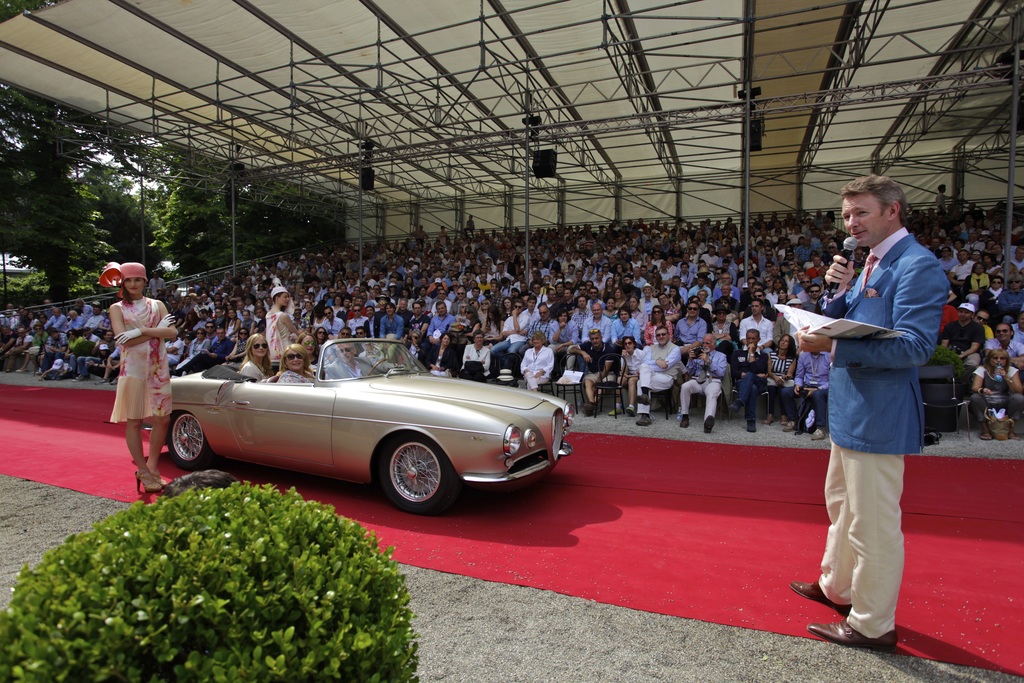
<box><xmin>824</xmin><ymin>235</ymin><xmax>947</xmax><ymax>455</ymax></box>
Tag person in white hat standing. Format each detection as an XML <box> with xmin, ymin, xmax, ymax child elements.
<box><xmin>266</xmin><ymin>285</ymin><xmax>299</xmax><ymax>367</ymax></box>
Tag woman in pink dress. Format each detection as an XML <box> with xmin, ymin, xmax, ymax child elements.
<box><xmin>101</xmin><ymin>262</ymin><xmax>178</xmax><ymax>493</ymax></box>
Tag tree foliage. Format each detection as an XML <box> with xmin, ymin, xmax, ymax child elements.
<box><xmin>0</xmin><ymin>0</ymin><xmax>347</xmax><ymax>300</ymax></box>
<box><xmin>0</xmin><ymin>88</ymin><xmax>102</xmax><ymax>302</ymax></box>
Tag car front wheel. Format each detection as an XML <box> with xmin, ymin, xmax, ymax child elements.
<box><xmin>378</xmin><ymin>435</ymin><xmax>462</xmax><ymax>515</ymax></box>
<box><xmin>166</xmin><ymin>411</ymin><xmax>216</xmax><ymax>470</ymax></box>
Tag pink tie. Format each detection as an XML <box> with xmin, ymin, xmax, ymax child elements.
<box><xmin>860</xmin><ymin>254</ymin><xmax>879</xmax><ymax>292</ymax></box>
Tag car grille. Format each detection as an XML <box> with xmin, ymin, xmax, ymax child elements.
<box><xmin>508</xmin><ymin>451</ymin><xmax>548</xmax><ymax>475</ymax></box>
<box><xmin>552</xmin><ymin>409</ymin><xmax>564</xmax><ymax>452</ymax></box>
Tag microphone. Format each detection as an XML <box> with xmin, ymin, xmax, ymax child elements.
<box><xmin>827</xmin><ymin>236</ymin><xmax>860</xmax><ymax>297</ymax></box>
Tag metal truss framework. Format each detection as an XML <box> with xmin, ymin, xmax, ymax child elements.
<box><xmin>0</xmin><ymin>0</ymin><xmax>1013</xmax><ymax>226</ymax></box>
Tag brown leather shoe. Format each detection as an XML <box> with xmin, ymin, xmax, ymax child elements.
<box><xmin>807</xmin><ymin>619</ymin><xmax>897</xmax><ymax>652</ymax></box>
<box><xmin>680</xmin><ymin>414</ymin><xmax>689</xmax><ymax>429</ymax></box>
<box><xmin>790</xmin><ymin>581</ymin><xmax>852</xmax><ymax>616</ymax></box>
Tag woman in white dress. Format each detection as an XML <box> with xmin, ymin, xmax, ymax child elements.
<box><xmin>266</xmin><ymin>285</ymin><xmax>298</xmax><ymax>368</ymax></box>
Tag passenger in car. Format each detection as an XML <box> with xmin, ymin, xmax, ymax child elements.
<box><xmin>238</xmin><ymin>333</ymin><xmax>272</xmax><ymax>381</ymax></box>
<box><xmin>271</xmin><ymin>343</ymin><xmax>314</xmax><ymax>384</ymax></box>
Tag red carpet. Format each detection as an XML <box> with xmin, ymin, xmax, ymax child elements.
<box><xmin>3</xmin><ymin>385</ymin><xmax>1022</xmax><ymax>675</ymax></box>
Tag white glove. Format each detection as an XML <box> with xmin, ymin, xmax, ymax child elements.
<box><xmin>158</xmin><ymin>314</ymin><xmax>176</xmax><ymax>328</ymax></box>
<box><xmin>115</xmin><ymin>328</ymin><xmax>143</xmax><ymax>346</ymax></box>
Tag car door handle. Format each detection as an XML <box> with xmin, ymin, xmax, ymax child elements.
<box><xmin>232</xmin><ymin>400</ymin><xmax>250</xmax><ymax>405</ymax></box>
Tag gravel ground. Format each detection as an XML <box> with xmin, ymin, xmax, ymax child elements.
<box><xmin>2</xmin><ymin>371</ymin><xmax>1020</xmax><ymax>681</ymax></box>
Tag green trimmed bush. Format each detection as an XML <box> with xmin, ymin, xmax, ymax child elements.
<box><xmin>0</xmin><ymin>484</ymin><xmax>418</xmax><ymax>682</ymax></box>
<box><xmin>925</xmin><ymin>344</ymin><xmax>965</xmax><ymax>380</ymax></box>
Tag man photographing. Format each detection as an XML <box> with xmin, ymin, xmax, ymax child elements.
<box><xmin>791</xmin><ymin>175</ymin><xmax>948</xmax><ymax>651</ymax></box>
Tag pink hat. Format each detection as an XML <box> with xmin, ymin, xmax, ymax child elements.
<box><xmin>98</xmin><ymin>262</ymin><xmax>123</xmax><ymax>288</ymax></box>
<box><xmin>98</xmin><ymin>262</ymin><xmax>147</xmax><ymax>297</ymax></box>
<box><xmin>120</xmin><ymin>262</ymin><xmax>147</xmax><ymax>280</ymax></box>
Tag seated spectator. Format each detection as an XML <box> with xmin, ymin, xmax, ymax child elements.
<box><xmin>239</xmin><ymin>333</ymin><xmax>272</xmax><ymax>381</ymax></box>
<box><xmin>571</xmin><ymin>327</ymin><xmax>613</xmax><ymax>416</ymax></box>
<box><xmin>39</xmin><ymin>328</ymin><xmax>68</xmax><ymax>374</ymax></box>
<box><xmin>526</xmin><ymin>303</ymin><xmax>558</xmax><ymax>346</ymax></box>
<box><xmin>642</xmin><ymin>306</ymin><xmax>671</xmax><ymax>346</ymax></box>
<box><xmin>165</xmin><ymin>329</ymin><xmax>186</xmax><ymax>368</ymax></box>
<box><xmin>83</xmin><ymin>338</ymin><xmax>115</xmax><ymax>380</ymax></box>
<box><xmin>224</xmin><ymin>326</ymin><xmax>251</xmax><ymax>365</ymax></box>
<box><xmin>940</xmin><ymin>303</ymin><xmax>985</xmax><ymax>376</ymax></box>
<box><xmin>780</xmin><ymin>349</ymin><xmax>830</xmax><ymax>440</ymax></box>
<box><xmin>728</xmin><ymin>329</ymin><xmax>770</xmax><ymax>432</ymax></box>
<box><xmin>995</xmin><ymin>275</ymin><xmax>1024</xmax><ymax>322</ymax></box>
<box><xmin>3</xmin><ymin>326</ymin><xmax>32</xmax><ymax>372</ymax></box>
<box><xmin>635</xmin><ymin>324</ymin><xmax>682</xmax><ymax>427</ymax></box>
<box><xmin>102</xmin><ymin>347</ymin><xmax>122</xmax><ymax>384</ymax></box>
<box><xmin>679</xmin><ymin>334</ymin><xmax>728</xmax><ymax>433</ymax></box>
<box><xmin>174</xmin><ymin>328</ymin><xmax>212</xmax><ymax>375</ymax></box>
<box><xmin>490</xmin><ymin>300</ymin><xmax>529</xmax><ymax>368</ymax></box>
<box><xmin>460</xmin><ymin>331</ymin><xmax>492</xmax><ymax>382</ymax></box>
<box><xmin>44</xmin><ymin>306</ymin><xmax>67</xmax><ymax>333</ymax></box>
<box><xmin>0</xmin><ymin>325</ymin><xmax>13</xmax><ymax>361</ymax></box>
<box><xmin>615</xmin><ymin>336</ymin><xmax>642</xmax><ymax>416</ymax></box>
<box><xmin>421</xmin><ymin>300</ymin><xmax>455</xmax><ymax>358</ymax></box>
<box><xmin>738</xmin><ymin>299</ymin><xmax>774</xmax><ymax>351</ymax></box>
<box><xmin>73</xmin><ymin>330</ymin><xmax>112</xmax><ymax>381</ymax></box>
<box><xmin>174</xmin><ymin>326</ymin><xmax>234</xmax><ymax>376</ymax></box>
<box><xmin>14</xmin><ymin>323</ymin><xmax>46</xmax><ymax>373</ymax></box>
<box><xmin>425</xmin><ymin>331</ymin><xmax>457</xmax><ymax>377</ymax></box>
<box><xmin>674</xmin><ymin>301</ymin><xmax>708</xmax><ymax>355</ymax></box>
<box><xmin>520</xmin><ymin>331</ymin><xmax>554</xmax><ymax>391</ymax></box>
<box><xmin>709</xmin><ymin>305</ymin><xmax>738</xmax><ymax>357</ymax></box>
<box><xmin>610</xmin><ymin>306</ymin><xmax>642</xmax><ymax>351</ymax></box>
<box><xmin>765</xmin><ymin>334</ymin><xmax>798</xmax><ymax>426</ymax></box>
<box><xmin>969</xmin><ymin>348</ymin><xmax>1023</xmax><ymax>440</ymax></box>
<box><xmin>986</xmin><ymin>322</ymin><xmax>1024</xmax><ymax>370</ymax></box>
<box><xmin>378</xmin><ymin>301</ymin><xmax>405</xmax><ymax>339</ymax></box>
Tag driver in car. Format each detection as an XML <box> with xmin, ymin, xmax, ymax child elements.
<box><xmin>322</xmin><ymin>343</ymin><xmax>362</xmax><ymax>379</ymax></box>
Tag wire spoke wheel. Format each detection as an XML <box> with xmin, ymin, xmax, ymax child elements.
<box><xmin>378</xmin><ymin>436</ymin><xmax>461</xmax><ymax>515</ymax></box>
<box><xmin>389</xmin><ymin>442</ymin><xmax>442</xmax><ymax>502</ymax></box>
<box><xmin>167</xmin><ymin>411</ymin><xmax>215</xmax><ymax>470</ymax></box>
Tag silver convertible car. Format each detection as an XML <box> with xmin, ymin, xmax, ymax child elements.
<box><xmin>165</xmin><ymin>338</ymin><xmax>574</xmax><ymax>514</ymax></box>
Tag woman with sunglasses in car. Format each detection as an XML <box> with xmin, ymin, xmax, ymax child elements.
<box><xmin>239</xmin><ymin>333</ymin><xmax>272</xmax><ymax>381</ymax></box>
<box><xmin>272</xmin><ymin>343</ymin><xmax>314</xmax><ymax>384</ymax></box>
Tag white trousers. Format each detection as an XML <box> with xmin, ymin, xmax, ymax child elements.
<box><xmin>679</xmin><ymin>378</ymin><xmax>722</xmax><ymax>419</ymax></box>
<box><xmin>637</xmin><ymin>366</ymin><xmax>676</xmax><ymax>416</ymax></box>
<box><xmin>524</xmin><ymin>372</ymin><xmax>550</xmax><ymax>391</ymax></box>
<box><xmin>818</xmin><ymin>443</ymin><xmax>905</xmax><ymax>638</ymax></box>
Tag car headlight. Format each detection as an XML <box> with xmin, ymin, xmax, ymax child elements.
<box><xmin>564</xmin><ymin>404</ymin><xmax>575</xmax><ymax>427</ymax></box>
<box><xmin>503</xmin><ymin>425</ymin><xmax>522</xmax><ymax>456</ymax></box>
<box><xmin>524</xmin><ymin>429</ymin><xmax>538</xmax><ymax>449</ymax></box>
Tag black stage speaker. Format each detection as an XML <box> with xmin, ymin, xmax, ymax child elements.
<box><xmin>532</xmin><ymin>149</ymin><xmax>557</xmax><ymax>178</ymax></box>
<box><xmin>749</xmin><ymin>120</ymin><xmax>763</xmax><ymax>152</ymax></box>
<box><xmin>360</xmin><ymin>168</ymin><xmax>375</xmax><ymax>191</ymax></box>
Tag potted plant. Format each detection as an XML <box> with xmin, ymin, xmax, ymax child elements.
<box><xmin>920</xmin><ymin>344</ymin><xmax>967</xmax><ymax>432</ymax></box>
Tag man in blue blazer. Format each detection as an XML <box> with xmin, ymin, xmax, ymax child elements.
<box><xmin>791</xmin><ymin>175</ymin><xmax>947</xmax><ymax>651</ymax></box>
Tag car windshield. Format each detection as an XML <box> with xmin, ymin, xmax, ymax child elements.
<box><xmin>318</xmin><ymin>339</ymin><xmax>426</xmax><ymax>381</ymax></box>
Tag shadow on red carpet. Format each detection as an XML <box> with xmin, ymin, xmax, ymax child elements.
<box><xmin>2</xmin><ymin>386</ymin><xmax>1021</xmax><ymax>675</ymax></box>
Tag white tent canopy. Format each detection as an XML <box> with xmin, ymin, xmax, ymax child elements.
<box><xmin>0</xmin><ymin>0</ymin><xmax>1020</xmax><ymax>238</ymax></box>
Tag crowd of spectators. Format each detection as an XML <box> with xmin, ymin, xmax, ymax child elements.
<box><xmin>2</xmin><ymin>195</ymin><xmax>1023</xmax><ymax>437</ymax></box>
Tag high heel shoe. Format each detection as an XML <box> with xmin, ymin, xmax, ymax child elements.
<box><xmin>135</xmin><ymin>470</ymin><xmax>165</xmax><ymax>493</ymax></box>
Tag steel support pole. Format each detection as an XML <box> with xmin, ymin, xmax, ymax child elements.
<box><xmin>1005</xmin><ymin>15</ymin><xmax>1020</xmax><ymax>282</ymax></box>
<box><xmin>524</xmin><ymin>123</ymin><xmax>531</xmax><ymax>285</ymax></box>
